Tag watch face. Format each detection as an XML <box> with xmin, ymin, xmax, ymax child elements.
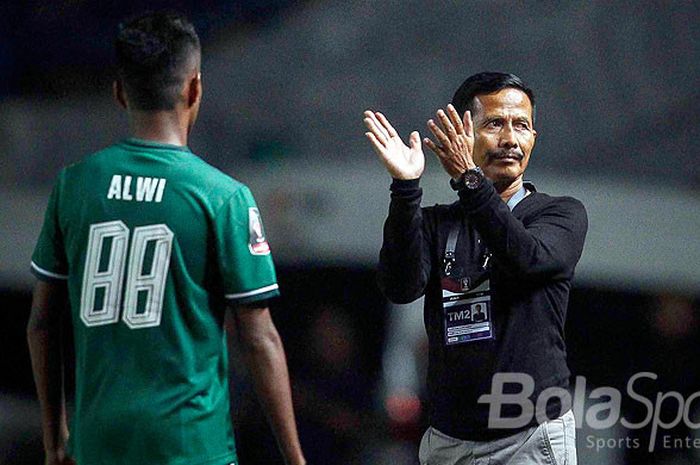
<box><xmin>450</xmin><ymin>168</ymin><xmax>483</xmax><ymax>191</ymax></box>
<box><xmin>465</xmin><ymin>172</ymin><xmax>481</xmax><ymax>189</ymax></box>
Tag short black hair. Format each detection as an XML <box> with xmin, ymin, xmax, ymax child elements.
<box><xmin>451</xmin><ymin>72</ymin><xmax>535</xmax><ymax>122</ymax></box>
<box><xmin>115</xmin><ymin>10</ymin><xmax>200</xmax><ymax>111</ymax></box>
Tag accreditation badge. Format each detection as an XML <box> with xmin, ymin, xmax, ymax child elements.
<box><xmin>441</xmin><ymin>275</ymin><xmax>493</xmax><ymax>345</ymax></box>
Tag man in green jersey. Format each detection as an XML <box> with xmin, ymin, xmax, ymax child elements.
<box><xmin>26</xmin><ymin>11</ymin><xmax>306</xmax><ymax>465</ymax></box>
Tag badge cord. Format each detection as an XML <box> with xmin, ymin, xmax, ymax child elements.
<box><xmin>443</xmin><ymin>224</ymin><xmax>460</xmax><ymax>276</ymax></box>
<box><xmin>445</xmin><ymin>223</ymin><xmax>492</xmax><ymax>274</ymax></box>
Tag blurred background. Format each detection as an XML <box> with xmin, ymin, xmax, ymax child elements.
<box><xmin>1</xmin><ymin>1</ymin><xmax>699</xmax><ymax>464</ymax></box>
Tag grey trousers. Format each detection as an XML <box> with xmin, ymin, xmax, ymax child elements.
<box><xmin>418</xmin><ymin>410</ymin><xmax>577</xmax><ymax>465</ymax></box>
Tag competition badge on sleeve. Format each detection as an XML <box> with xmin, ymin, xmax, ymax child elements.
<box><xmin>248</xmin><ymin>207</ymin><xmax>270</xmax><ymax>255</ymax></box>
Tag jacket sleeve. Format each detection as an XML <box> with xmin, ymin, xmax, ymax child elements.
<box><xmin>458</xmin><ymin>179</ymin><xmax>588</xmax><ymax>281</ymax></box>
<box><xmin>377</xmin><ymin>178</ymin><xmax>433</xmax><ymax>304</ymax></box>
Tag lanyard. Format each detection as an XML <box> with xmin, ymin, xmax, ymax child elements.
<box><xmin>443</xmin><ymin>226</ymin><xmax>460</xmax><ymax>276</ymax></box>
<box><xmin>443</xmin><ymin>185</ymin><xmax>529</xmax><ymax>276</ymax></box>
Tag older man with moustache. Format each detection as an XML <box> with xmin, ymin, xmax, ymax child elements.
<box><xmin>364</xmin><ymin>72</ymin><xmax>587</xmax><ymax>464</ymax></box>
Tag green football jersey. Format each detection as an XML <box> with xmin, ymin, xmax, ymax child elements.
<box><xmin>31</xmin><ymin>138</ymin><xmax>280</xmax><ymax>465</ymax></box>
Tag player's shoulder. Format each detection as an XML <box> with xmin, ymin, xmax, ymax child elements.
<box><xmin>184</xmin><ymin>153</ymin><xmax>250</xmax><ymax>196</ymax></box>
<box><xmin>178</xmin><ymin>153</ymin><xmax>263</xmax><ymax>217</ymax></box>
<box><xmin>60</xmin><ymin>142</ymin><xmax>128</xmax><ymax>172</ymax></box>
<box><xmin>53</xmin><ymin>145</ymin><xmax>117</xmax><ymax>186</ymax></box>
<box><xmin>70</xmin><ymin>142</ymin><xmax>245</xmax><ymax>188</ymax></box>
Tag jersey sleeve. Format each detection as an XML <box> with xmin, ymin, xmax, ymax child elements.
<box><xmin>215</xmin><ymin>185</ymin><xmax>280</xmax><ymax>305</ymax></box>
<box><xmin>31</xmin><ymin>173</ymin><xmax>69</xmax><ymax>281</ymax></box>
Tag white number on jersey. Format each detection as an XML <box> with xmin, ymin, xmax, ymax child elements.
<box><xmin>80</xmin><ymin>221</ymin><xmax>174</xmax><ymax>329</ymax></box>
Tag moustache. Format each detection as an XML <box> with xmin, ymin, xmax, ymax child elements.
<box><xmin>486</xmin><ymin>149</ymin><xmax>524</xmax><ymax>161</ymax></box>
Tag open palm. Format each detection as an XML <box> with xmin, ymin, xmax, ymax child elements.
<box><xmin>363</xmin><ymin>110</ymin><xmax>424</xmax><ymax>180</ymax></box>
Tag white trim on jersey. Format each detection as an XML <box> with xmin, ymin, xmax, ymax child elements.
<box><xmin>31</xmin><ymin>261</ymin><xmax>68</xmax><ymax>280</ymax></box>
<box><xmin>225</xmin><ymin>283</ymin><xmax>279</xmax><ymax>300</ymax></box>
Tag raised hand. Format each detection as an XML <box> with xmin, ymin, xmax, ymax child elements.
<box><xmin>364</xmin><ymin>110</ymin><xmax>425</xmax><ymax>180</ymax></box>
<box><xmin>424</xmin><ymin>104</ymin><xmax>477</xmax><ymax>179</ymax></box>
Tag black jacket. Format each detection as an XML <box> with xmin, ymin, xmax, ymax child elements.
<box><xmin>378</xmin><ymin>177</ymin><xmax>588</xmax><ymax>440</ymax></box>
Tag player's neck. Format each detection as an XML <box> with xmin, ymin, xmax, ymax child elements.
<box><xmin>129</xmin><ymin>110</ymin><xmax>190</xmax><ymax>147</ymax></box>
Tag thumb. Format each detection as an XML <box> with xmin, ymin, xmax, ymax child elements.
<box><xmin>409</xmin><ymin>131</ymin><xmax>421</xmax><ymax>150</ymax></box>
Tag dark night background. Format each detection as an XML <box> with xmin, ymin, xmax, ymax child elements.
<box><xmin>1</xmin><ymin>1</ymin><xmax>699</xmax><ymax>464</ymax></box>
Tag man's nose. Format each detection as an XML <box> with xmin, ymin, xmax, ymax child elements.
<box><xmin>499</xmin><ymin>123</ymin><xmax>518</xmax><ymax>149</ymax></box>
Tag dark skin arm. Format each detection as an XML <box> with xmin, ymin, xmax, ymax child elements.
<box><xmin>230</xmin><ymin>304</ymin><xmax>306</xmax><ymax>465</ymax></box>
<box><xmin>27</xmin><ymin>280</ymin><xmax>75</xmax><ymax>465</ymax></box>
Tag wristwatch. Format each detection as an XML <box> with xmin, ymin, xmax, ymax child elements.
<box><xmin>450</xmin><ymin>167</ymin><xmax>484</xmax><ymax>191</ymax></box>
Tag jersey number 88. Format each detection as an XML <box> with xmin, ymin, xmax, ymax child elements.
<box><xmin>80</xmin><ymin>220</ymin><xmax>173</xmax><ymax>329</ymax></box>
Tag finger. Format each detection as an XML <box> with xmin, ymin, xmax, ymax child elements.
<box><xmin>447</xmin><ymin>104</ymin><xmax>464</xmax><ymax>134</ymax></box>
<box><xmin>463</xmin><ymin>110</ymin><xmax>474</xmax><ymax>137</ymax></box>
<box><xmin>437</xmin><ymin>109</ymin><xmax>456</xmax><ymax>137</ymax></box>
<box><xmin>427</xmin><ymin>119</ymin><xmax>451</xmax><ymax>148</ymax></box>
<box><xmin>408</xmin><ymin>131</ymin><xmax>421</xmax><ymax>150</ymax></box>
<box><xmin>363</xmin><ymin>117</ymin><xmax>388</xmax><ymax>145</ymax></box>
<box><xmin>423</xmin><ymin>137</ymin><xmax>445</xmax><ymax>158</ymax></box>
<box><xmin>363</xmin><ymin>110</ymin><xmax>390</xmax><ymax>141</ymax></box>
<box><xmin>368</xmin><ymin>132</ymin><xmax>403</xmax><ymax>176</ymax></box>
<box><xmin>365</xmin><ymin>132</ymin><xmax>387</xmax><ymax>157</ymax></box>
<box><xmin>375</xmin><ymin>112</ymin><xmax>399</xmax><ymax>138</ymax></box>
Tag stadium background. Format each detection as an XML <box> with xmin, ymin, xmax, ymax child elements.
<box><xmin>1</xmin><ymin>1</ymin><xmax>699</xmax><ymax>464</ymax></box>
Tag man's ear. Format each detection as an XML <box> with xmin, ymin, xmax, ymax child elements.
<box><xmin>113</xmin><ymin>80</ymin><xmax>128</xmax><ymax>109</ymax></box>
<box><xmin>186</xmin><ymin>72</ymin><xmax>202</xmax><ymax>108</ymax></box>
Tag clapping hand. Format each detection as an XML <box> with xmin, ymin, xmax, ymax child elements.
<box><xmin>424</xmin><ymin>104</ymin><xmax>477</xmax><ymax>179</ymax></box>
<box><xmin>363</xmin><ymin>110</ymin><xmax>425</xmax><ymax>180</ymax></box>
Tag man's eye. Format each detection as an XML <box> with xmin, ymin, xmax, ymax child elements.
<box><xmin>515</xmin><ymin>122</ymin><xmax>529</xmax><ymax>130</ymax></box>
<box><xmin>487</xmin><ymin>120</ymin><xmax>502</xmax><ymax>128</ymax></box>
